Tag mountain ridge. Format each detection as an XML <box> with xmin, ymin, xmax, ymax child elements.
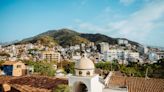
<box><xmin>16</xmin><ymin>28</ymin><xmax>140</xmax><ymax>47</ymax></box>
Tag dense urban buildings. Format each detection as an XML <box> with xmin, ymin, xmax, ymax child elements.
<box><xmin>1</xmin><ymin>0</ymin><xmax>164</xmax><ymax>91</ymax></box>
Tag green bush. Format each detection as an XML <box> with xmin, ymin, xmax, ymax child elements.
<box><xmin>53</xmin><ymin>84</ymin><xmax>70</xmax><ymax>92</ymax></box>
<box><xmin>58</xmin><ymin>61</ymin><xmax>75</xmax><ymax>74</ymax></box>
<box><xmin>95</xmin><ymin>62</ymin><xmax>113</xmax><ymax>71</ymax></box>
<box><xmin>0</xmin><ymin>60</ymin><xmax>4</xmax><ymax>66</ymax></box>
<box><xmin>25</xmin><ymin>61</ymin><xmax>55</xmax><ymax>76</ymax></box>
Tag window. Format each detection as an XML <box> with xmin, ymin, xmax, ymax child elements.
<box><xmin>17</xmin><ymin>65</ymin><xmax>21</xmax><ymax>68</ymax></box>
<box><xmin>87</xmin><ymin>71</ymin><xmax>90</xmax><ymax>76</ymax></box>
<box><xmin>79</xmin><ymin>71</ymin><xmax>82</xmax><ymax>76</ymax></box>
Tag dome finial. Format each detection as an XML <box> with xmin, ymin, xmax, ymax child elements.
<box><xmin>82</xmin><ymin>52</ymin><xmax>87</xmax><ymax>58</ymax></box>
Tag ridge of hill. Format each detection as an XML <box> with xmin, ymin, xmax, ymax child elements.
<box><xmin>17</xmin><ymin>28</ymin><xmax>139</xmax><ymax>47</ymax></box>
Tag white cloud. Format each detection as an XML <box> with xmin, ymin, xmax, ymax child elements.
<box><xmin>77</xmin><ymin>22</ymin><xmax>108</xmax><ymax>33</ymax></box>
<box><xmin>110</xmin><ymin>0</ymin><xmax>164</xmax><ymax>41</ymax></box>
<box><xmin>75</xmin><ymin>0</ymin><xmax>164</xmax><ymax>44</ymax></box>
<box><xmin>120</xmin><ymin>0</ymin><xmax>135</xmax><ymax>6</ymax></box>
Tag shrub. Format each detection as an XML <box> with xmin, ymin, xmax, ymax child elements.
<box><xmin>53</xmin><ymin>84</ymin><xmax>70</xmax><ymax>92</ymax></box>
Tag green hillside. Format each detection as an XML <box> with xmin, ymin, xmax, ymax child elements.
<box><xmin>17</xmin><ymin>28</ymin><xmax>139</xmax><ymax>47</ymax></box>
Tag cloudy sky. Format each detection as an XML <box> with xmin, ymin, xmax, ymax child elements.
<box><xmin>0</xmin><ymin>0</ymin><xmax>164</xmax><ymax>46</ymax></box>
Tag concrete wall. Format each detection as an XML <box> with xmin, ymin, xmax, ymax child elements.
<box><xmin>12</xmin><ymin>62</ymin><xmax>26</xmax><ymax>76</ymax></box>
<box><xmin>69</xmin><ymin>75</ymin><xmax>103</xmax><ymax>92</ymax></box>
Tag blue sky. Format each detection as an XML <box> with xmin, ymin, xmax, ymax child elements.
<box><xmin>0</xmin><ymin>0</ymin><xmax>164</xmax><ymax>46</ymax></box>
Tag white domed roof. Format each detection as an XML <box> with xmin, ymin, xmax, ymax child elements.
<box><xmin>75</xmin><ymin>54</ymin><xmax>94</xmax><ymax>70</ymax></box>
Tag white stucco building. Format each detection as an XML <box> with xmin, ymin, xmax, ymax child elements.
<box><xmin>103</xmin><ymin>49</ymin><xmax>125</xmax><ymax>61</ymax></box>
<box><xmin>137</xmin><ymin>45</ymin><xmax>149</xmax><ymax>55</ymax></box>
<box><xmin>69</xmin><ymin>54</ymin><xmax>103</xmax><ymax>92</ymax></box>
<box><xmin>103</xmin><ymin>49</ymin><xmax>140</xmax><ymax>63</ymax></box>
<box><xmin>99</xmin><ymin>42</ymin><xmax>109</xmax><ymax>53</ymax></box>
<box><xmin>149</xmin><ymin>51</ymin><xmax>164</xmax><ymax>62</ymax></box>
<box><xmin>118</xmin><ymin>39</ymin><xmax>128</xmax><ymax>45</ymax></box>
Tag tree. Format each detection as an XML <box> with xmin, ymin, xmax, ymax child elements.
<box><xmin>112</xmin><ymin>59</ymin><xmax>119</xmax><ymax>71</ymax></box>
<box><xmin>36</xmin><ymin>36</ymin><xmax>58</xmax><ymax>47</ymax></box>
<box><xmin>53</xmin><ymin>84</ymin><xmax>70</xmax><ymax>92</ymax></box>
<box><xmin>58</xmin><ymin>61</ymin><xmax>75</xmax><ymax>74</ymax></box>
<box><xmin>0</xmin><ymin>60</ymin><xmax>4</xmax><ymax>67</ymax></box>
<box><xmin>0</xmin><ymin>52</ymin><xmax>10</xmax><ymax>57</ymax></box>
<box><xmin>95</xmin><ymin>62</ymin><xmax>111</xmax><ymax>71</ymax></box>
<box><xmin>25</xmin><ymin>61</ymin><xmax>55</xmax><ymax>76</ymax></box>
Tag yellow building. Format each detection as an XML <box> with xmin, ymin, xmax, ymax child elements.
<box><xmin>41</xmin><ymin>51</ymin><xmax>61</xmax><ymax>63</ymax></box>
<box><xmin>2</xmin><ymin>61</ymin><xmax>26</xmax><ymax>76</ymax></box>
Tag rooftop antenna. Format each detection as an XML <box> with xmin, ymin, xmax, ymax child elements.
<box><xmin>82</xmin><ymin>52</ymin><xmax>87</xmax><ymax>58</ymax></box>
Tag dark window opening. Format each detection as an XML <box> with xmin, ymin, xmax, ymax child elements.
<box><xmin>87</xmin><ymin>71</ymin><xmax>90</xmax><ymax>76</ymax></box>
<box><xmin>79</xmin><ymin>71</ymin><xmax>82</xmax><ymax>76</ymax></box>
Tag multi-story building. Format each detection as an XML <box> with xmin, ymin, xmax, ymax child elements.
<box><xmin>138</xmin><ymin>45</ymin><xmax>149</xmax><ymax>55</ymax></box>
<box><xmin>128</xmin><ymin>52</ymin><xmax>139</xmax><ymax>62</ymax></box>
<box><xmin>118</xmin><ymin>39</ymin><xmax>128</xmax><ymax>45</ymax></box>
<box><xmin>98</xmin><ymin>42</ymin><xmax>109</xmax><ymax>53</ymax></box>
<box><xmin>156</xmin><ymin>52</ymin><xmax>164</xmax><ymax>59</ymax></box>
<box><xmin>1</xmin><ymin>61</ymin><xmax>26</xmax><ymax>76</ymax></box>
<box><xmin>149</xmin><ymin>51</ymin><xmax>164</xmax><ymax>61</ymax></box>
<box><xmin>103</xmin><ymin>49</ymin><xmax>139</xmax><ymax>62</ymax></box>
<box><xmin>26</xmin><ymin>43</ymin><xmax>34</xmax><ymax>50</ymax></box>
<box><xmin>104</xmin><ymin>49</ymin><xmax>126</xmax><ymax>61</ymax></box>
<box><xmin>41</xmin><ymin>51</ymin><xmax>61</xmax><ymax>63</ymax></box>
<box><xmin>148</xmin><ymin>52</ymin><xmax>158</xmax><ymax>61</ymax></box>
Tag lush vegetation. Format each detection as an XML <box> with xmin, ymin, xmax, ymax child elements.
<box><xmin>50</xmin><ymin>29</ymin><xmax>90</xmax><ymax>47</ymax></box>
<box><xmin>18</xmin><ymin>28</ymin><xmax>139</xmax><ymax>47</ymax></box>
<box><xmin>55</xmin><ymin>59</ymin><xmax>164</xmax><ymax>78</ymax></box>
<box><xmin>24</xmin><ymin>61</ymin><xmax>55</xmax><ymax>76</ymax></box>
<box><xmin>0</xmin><ymin>60</ymin><xmax>4</xmax><ymax>66</ymax></box>
<box><xmin>20</xmin><ymin>58</ymin><xmax>164</xmax><ymax>79</ymax></box>
<box><xmin>20</xmin><ymin>35</ymin><xmax>58</xmax><ymax>47</ymax></box>
<box><xmin>95</xmin><ymin>59</ymin><xmax>164</xmax><ymax>78</ymax></box>
<box><xmin>36</xmin><ymin>36</ymin><xmax>58</xmax><ymax>47</ymax></box>
<box><xmin>19</xmin><ymin>29</ymin><xmax>90</xmax><ymax>47</ymax></box>
<box><xmin>0</xmin><ymin>52</ymin><xmax>10</xmax><ymax>57</ymax></box>
<box><xmin>95</xmin><ymin>60</ymin><xmax>119</xmax><ymax>71</ymax></box>
<box><xmin>57</xmin><ymin>61</ymin><xmax>75</xmax><ymax>74</ymax></box>
<box><xmin>53</xmin><ymin>84</ymin><xmax>70</xmax><ymax>92</ymax></box>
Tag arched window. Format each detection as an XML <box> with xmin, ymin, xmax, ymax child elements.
<box><xmin>79</xmin><ymin>71</ymin><xmax>82</xmax><ymax>76</ymax></box>
<box><xmin>86</xmin><ymin>71</ymin><xmax>90</xmax><ymax>76</ymax></box>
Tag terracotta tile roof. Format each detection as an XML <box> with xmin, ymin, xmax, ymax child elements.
<box><xmin>108</xmin><ymin>75</ymin><xmax>127</xmax><ymax>88</ymax></box>
<box><xmin>114</xmin><ymin>71</ymin><xmax>125</xmax><ymax>76</ymax></box>
<box><xmin>0</xmin><ymin>76</ymin><xmax>13</xmax><ymax>84</ymax></box>
<box><xmin>11</xmin><ymin>84</ymin><xmax>51</xmax><ymax>92</ymax></box>
<box><xmin>127</xmin><ymin>77</ymin><xmax>164</xmax><ymax>92</ymax></box>
<box><xmin>108</xmin><ymin>75</ymin><xmax>164</xmax><ymax>92</ymax></box>
<box><xmin>9</xmin><ymin>76</ymin><xmax>68</xmax><ymax>90</ymax></box>
<box><xmin>0</xmin><ymin>76</ymin><xmax>68</xmax><ymax>92</ymax></box>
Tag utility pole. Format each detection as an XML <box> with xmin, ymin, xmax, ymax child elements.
<box><xmin>145</xmin><ymin>67</ymin><xmax>149</xmax><ymax>79</ymax></box>
<box><xmin>111</xmin><ymin>63</ymin><xmax>113</xmax><ymax>71</ymax></box>
<box><xmin>60</xmin><ymin>59</ymin><xmax>63</xmax><ymax>69</ymax></box>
